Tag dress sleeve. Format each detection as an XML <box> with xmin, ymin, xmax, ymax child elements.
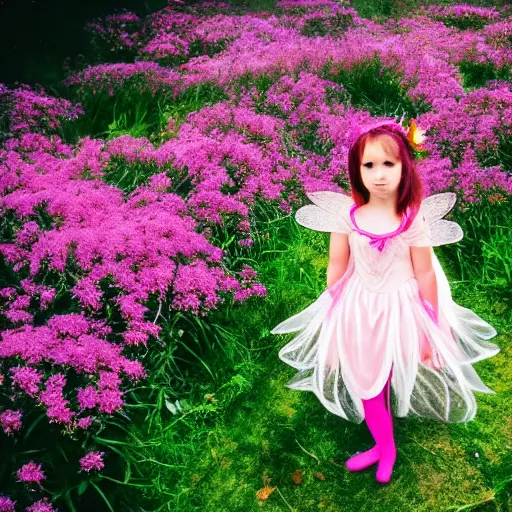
<box><xmin>402</xmin><ymin>211</ymin><xmax>432</xmax><ymax>247</ymax></box>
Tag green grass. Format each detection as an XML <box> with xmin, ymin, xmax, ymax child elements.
<box><xmin>227</xmin><ymin>0</ymin><xmax>276</xmax><ymax>11</ymax></box>
<box><xmin>350</xmin><ymin>0</ymin><xmax>509</xmax><ymax>21</ymax></box>
<box><xmin>193</xmin><ymin>261</ymin><xmax>510</xmax><ymax>511</ymax></box>
<box><xmin>122</xmin><ymin>214</ymin><xmax>512</xmax><ymax>512</ymax></box>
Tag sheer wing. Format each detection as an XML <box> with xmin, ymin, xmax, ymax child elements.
<box><xmin>421</xmin><ymin>192</ymin><xmax>463</xmax><ymax>246</ymax></box>
<box><xmin>295</xmin><ymin>191</ymin><xmax>353</xmax><ymax>234</ymax></box>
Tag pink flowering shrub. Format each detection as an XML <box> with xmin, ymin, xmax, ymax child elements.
<box><xmin>0</xmin><ymin>121</ymin><xmax>265</xmax><ymax>509</ymax></box>
<box><xmin>482</xmin><ymin>18</ymin><xmax>512</xmax><ymax>50</ymax></box>
<box><xmin>0</xmin><ymin>84</ymin><xmax>83</xmax><ymax>139</ymax></box>
<box><xmin>0</xmin><ymin>497</ymin><xmax>16</xmax><ymax>512</ymax></box>
<box><xmin>422</xmin><ymin>4</ymin><xmax>502</xmax><ymax>30</ymax></box>
<box><xmin>64</xmin><ymin>62</ymin><xmax>183</xmax><ymax>98</ymax></box>
<box><xmin>418</xmin><ymin>86</ymin><xmax>512</xmax><ymax>171</ymax></box>
<box><xmin>141</xmin><ymin>10</ymin><xmax>275</xmax><ymax>67</ymax></box>
<box><xmin>85</xmin><ymin>12</ymin><xmax>143</xmax><ymax>63</ymax></box>
<box><xmin>276</xmin><ymin>3</ymin><xmax>357</xmax><ymax>37</ymax></box>
<box><xmin>0</xmin><ymin>117</ymin><xmax>269</xmax><ymax>451</ymax></box>
<box><xmin>0</xmin><ymin>409</ymin><xmax>22</xmax><ymax>435</ymax></box>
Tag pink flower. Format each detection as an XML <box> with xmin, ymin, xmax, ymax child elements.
<box><xmin>26</xmin><ymin>498</ymin><xmax>56</xmax><ymax>512</ymax></box>
<box><xmin>17</xmin><ymin>461</ymin><xmax>45</xmax><ymax>486</ymax></box>
<box><xmin>97</xmin><ymin>388</ymin><xmax>124</xmax><ymax>414</ymax></box>
<box><xmin>10</xmin><ymin>367</ymin><xmax>43</xmax><ymax>397</ymax></box>
<box><xmin>79</xmin><ymin>451</ymin><xmax>105</xmax><ymax>472</ymax></box>
<box><xmin>0</xmin><ymin>496</ymin><xmax>16</xmax><ymax>512</ymax></box>
<box><xmin>0</xmin><ymin>410</ymin><xmax>23</xmax><ymax>435</ymax></box>
<box><xmin>39</xmin><ymin>374</ymin><xmax>75</xmax><ymax>425</ymax></box>
<box><xmin>76</xmin><ymin>416</ymin><xmax>94</xmax><ymax>430</ymax></box>
<box><xmin>97</xmin><ymin>371</ymin><xmax>121</xmax><ymax>390</ymax></box>
<box><xmin>149</xmin><ymin>172</ymin><xmax>172</xmax><ymax>191</ymax></box>
<box><xmin>77</xmin><ymin>386</ymin><xmax>99</xmax><ymax>410</ymax></box>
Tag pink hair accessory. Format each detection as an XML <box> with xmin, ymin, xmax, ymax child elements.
<box><xmin>348</xmin><ymin>116</ymin><xmax>426</xmax><ymax>152</ymax></box>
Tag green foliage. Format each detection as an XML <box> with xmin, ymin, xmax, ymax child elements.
<box><xmin>321</xmin><ymin>56</ymin><xmax>431</xmax><ymax>118</ymax></box>
<box><xmin>0</xmin><ymin>92</ymin><xmax>12</xmax><ymax>143</ymax></box>
<box><xmin>459</xmin><ymin>61</ymin><xmax>512</xmax><ymax>90</ymax></box>
<box><xmin>104</xmin><ymin>103</ymin><xmax>151</xmax><ymax>140</ymax></box>
<box><xmin>300</xmin><ymin>12</ymin><xmax>355</xmax><ymax>37</ymax></box>
<box><xmin>102</xmin><ymin>158</ymin><xmax>160</xmax><ymax>193</ymax></box>
<box><xmin>62</xmin><ymin>81</ymin><xmax>227</xmax><ymax>144</ymax></box>
<box><xmin>441</xmin><ymin>191</ymin><xmax>512</xmax><ymax>293</ymax></box>
<box><xmin>350</xmin><ymin>0</ymin><xmax>507</xmax><ymax>21</ymax></box>
<box><xmin>227</xmin><ymin>0</ymin><xmax>276</xmax><ymax>11</ymax></box>
<box><xmin>0</xmin><ymin>366</ymin><xmax>141</xmax><ymax>511</ymax></box>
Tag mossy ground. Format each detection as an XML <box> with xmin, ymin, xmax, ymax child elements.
<box><xmin>130</xmin><ymin>221</ymin><xmax>511</xmax><ymax>511</ymax></box>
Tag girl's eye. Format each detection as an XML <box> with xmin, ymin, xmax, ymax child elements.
<box><xmin>363</xmin><ymin>162</ymin><xmax>395</xmax><ymax>168</ymax></box>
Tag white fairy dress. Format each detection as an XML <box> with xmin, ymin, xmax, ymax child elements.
<box><xmin>270</xmin><ymin>192</ymin><xmax>500</xmax><ymax>423</ymax></box>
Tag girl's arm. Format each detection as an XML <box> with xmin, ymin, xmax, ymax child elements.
<box><xmin>410</xmin><ymin>246</ymin><xmax>438</xmax><ymax>322</ymax></box>
<box><xmin>327</xmin><ymin>233</ymin><xmax>350</xmax><ymax>288</ymax></box>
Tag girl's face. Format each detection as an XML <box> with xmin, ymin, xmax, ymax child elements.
<box><xmin>360</xmin><ymin>136</ymin><xmax>402</xmax><ymax>202</ymax></box>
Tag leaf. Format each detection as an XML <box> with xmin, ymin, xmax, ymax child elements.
<box><xmin>23</xmin><ymin>412</ymin><xmax>47</xmax><ymax>441</ymax></box>
<box><xmin>64</xmin><ymin>490</ymin><xmax>78</xmax><ymax>512</ymax></box>
<box><xmin>77</xmin><ymin>480</ymin><xmax>89</xmax><ymax>496</ymax></box>
<box><xmin>124</xmin><ymin>461</ymin><xmax>132</xmax><ymax>484</ymax></box>
<box><xmin>90</xmin><ymin>481</ymin><xmax>115</xmax><ymax>512</ymax></box>
<box><xmin>291</xmin><ymin>469</ymin><xmax>303</xmax><ymax>485</ymax></box>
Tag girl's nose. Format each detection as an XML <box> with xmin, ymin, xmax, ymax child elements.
<box><xmin>376</xmin><ymin>166</ymin><xmax>386</xmax><ymax>178</ymax></box>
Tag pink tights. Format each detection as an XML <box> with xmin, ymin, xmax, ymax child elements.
<box><xmin>345</xmin><ymin>373</ymin><xmax>396</xmax><ymax>484</ymax></box>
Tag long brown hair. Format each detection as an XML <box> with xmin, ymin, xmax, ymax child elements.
<box><xmin>347</xmin><ymin>124</ymin><xmax>424</xmax><ymax>228</ymax></box>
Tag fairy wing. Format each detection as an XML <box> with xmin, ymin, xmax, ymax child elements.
<box><xmin>295</xmin><ymin>191</ymin><xmax>353</xmax><ymax>234</ymax></box>
<box><xmin>421</xmin><ymin>192</ymin><xmax>463</xmax><ymax>246</ymax></box>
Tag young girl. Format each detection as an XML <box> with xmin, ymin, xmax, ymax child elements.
<box><xmin>270</xmin><ymin>120</ymin><xmax>500</xmax><ymax>484</ymax></box>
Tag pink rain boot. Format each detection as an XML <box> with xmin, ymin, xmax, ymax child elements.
<box><xmin>345</xmin><ymin>375</ymin><xmax>396</xmax><ymax>483</ymax></box>
<box><xmin>364</xmin><ymin>379</ymin><xmax>396</xmax><ymax>484</ymax></box>
<box><xmin>345</xmin><ymin>444</ymin><xmax>380</xmax><ymax>472</ymax></box>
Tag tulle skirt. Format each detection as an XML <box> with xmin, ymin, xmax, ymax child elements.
<box><xmin>271</xmin><ymin>254</ymin><xmax>500</xmax><ymax>423</ymax></box>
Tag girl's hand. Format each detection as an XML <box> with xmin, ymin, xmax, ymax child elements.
<box><xmin>421</xmin><ymin>351</ymin><xmax>444</xmax><ymax>371</ymax></box>
<box><xmin>420</xmin><ymin>334</ymin><xmax>444</xmax><ymax>370</ymax></box>
<box><xmin>420</xmin><ymin>299</ymin><xmax>445</xmax><ymax>370</ymax></box>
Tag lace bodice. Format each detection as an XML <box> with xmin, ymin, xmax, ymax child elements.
<box><xmin>294</xmin><ymin>191</ymin><xmax>463</xmax><ymax>294</ymax></box>
<box><xmin>346</xmin><ymin>208</ymin><xmax>432</xmax><ymax>293</ymax></box>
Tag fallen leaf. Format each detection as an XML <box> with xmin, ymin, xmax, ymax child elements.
<box><xmin>314</xmin><ymin>472</ymin><xmax>326</xmax><ymax>481</ymax></box>
<box><xmin>292</xmin><ymin>469</ymin><xmax>303</xmax><ymax>485</ymax></box>
<box><xmin>256</xmin><ymin>486</ymin><xmax>276</xmax><ymax>501</ymax></box>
